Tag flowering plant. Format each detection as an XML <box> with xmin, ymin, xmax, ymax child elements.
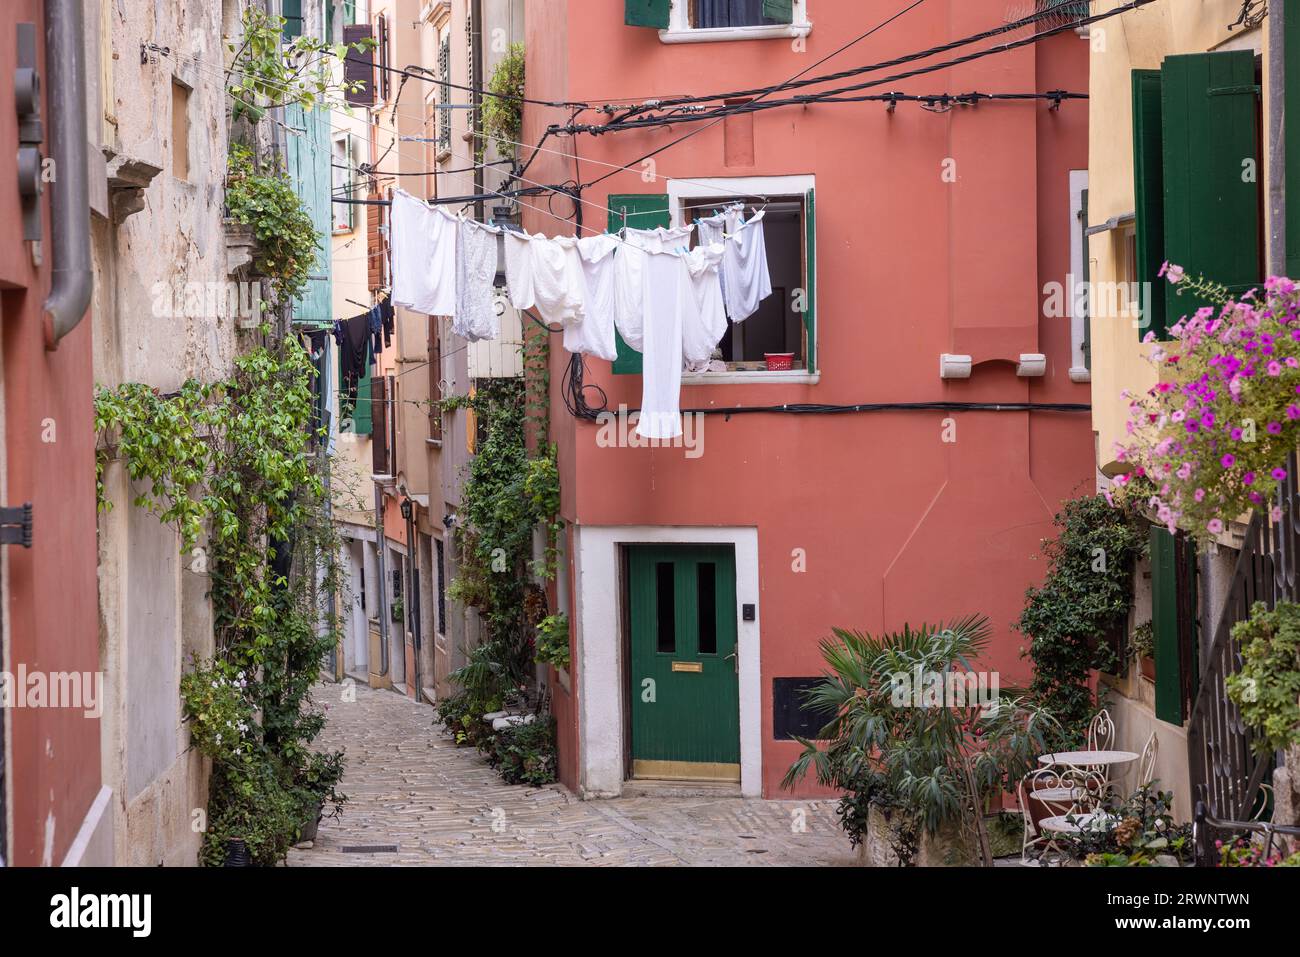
<box><xmin>180</xmin><ymin>658</ymin><xmax>256</xmax><ymax>766</ymax></box>
<box><xmin>1114</xmin><ymin>268</ymin><xmax>1300</xmax><ymax>541</ymax></box>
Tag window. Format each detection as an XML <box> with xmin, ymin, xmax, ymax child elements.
<box><xmin>626</xmin><ymin>1</ymin><xmax>811</xmax><ymax>42</ymax></box>
<box><xmin>376</xmin><ymin>14</ymin><xmax>391</xmax><ymax>102</ymax></box>
<box><xmin>437</xmin><ymin>31</ymin><xmax>452</xmax><ymax>154</ymax></box>
<box><xmin>332</xmin><ymin>134</ymin><xmax>354</xmax><ymax>232</ymax></box>
<box><xmin>170</xmin><ymin>80</ymin><xmax>190</xmax><ymax>181</ymax></box>
<box><xmin>607</xmin><ymin>180</ymin><xmax>817</xmax><ymax>378</ymax></box>
<box><xmin>685</xmin><ymin>195</ymin><xmax>809</xmax><ymax>371</ymax></box>
<box><xmin>434</xmin><ymin>537</ymin><xmax>446</xmax><ymax>636</ymax></box>
<box><xmin>282</xmin><ymin>0</ymin><xmax>303</xmax><ymax>40</ymax></box>
<box><xmin>1131</xmin><ymin>51</ymin><xmax>1261</xmax><ymax>340</ymax></box>
<box><xmin>428</xmin><ymin>316</ymin><xmax>443</xmax><ymax>442</ymax></box>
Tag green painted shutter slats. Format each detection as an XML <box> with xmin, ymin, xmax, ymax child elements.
<box><xmin>763</xmin><ymin>0</ymin><xmax>795</xmax><ymax>23</ymax></box>
<box><xmin>607</xmin><ymin>193</ymin><xmax>670</xmax><ymax>375</ymax></box>
<box><xmin>1150</xmin><ymin>527</ymin><xmax>1182</xmax><ymax>724</ymax></box>
<box><xmin>626</xmin><ymin>0</ymin><xmax>671</xmax><ymax>28</ymax></box>
<box><xmin>804</xmin><ymin>187</ymin><xmax>817</xmax><ymax>372</ymax></box>
<box><xmin>1132</xmin><ymin>69</ymin><xmax>1167</xmax><ymax>340</ymax></box>
<box><xmin>1159</xmin><ymin>51</ymin><xmax>1260</xmax><ymax>331</ymax></box>
<box><xmin>338</xmin><ymin>342</ymin><xmax>373</xmax><ymax>436</ymax></box>
<box><xmin>1287</xmin><ymin>9</ymin><xmax>1300</xmax><ymax>279</ymax></box>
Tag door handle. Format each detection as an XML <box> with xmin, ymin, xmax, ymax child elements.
<box><xmin>725</xmin><ymin>650</ymin><xmax>737</xmax><ymax>674</ymax></box>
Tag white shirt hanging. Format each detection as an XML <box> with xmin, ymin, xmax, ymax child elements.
<box><xmin>454</xmin><ymin>219</ymin><xmax>501</xmax><ymax>342</ymax></box>
<box><xmin>613</xmin><ymin>241</ymin><xmax>647</xmax><ymax>353</ymax></box>
<box><xmin>563</xmin><ymin>233</ymin><xmax>619</xmax><ymax>361</ymax></box>
<box><xmin>680</xmin><ymin>243</ymin><xmax>728</xmax><ymax>368</ymax></box>
<box><xmin>503</xmin><ymin>229</ymin><xmax>535</xmax><ymax>311</ymax></box>
<box><xmin>390</xmin><ymin>189</ymin><xmax>458</xmax><ymax>316</ymax></box>
<box><xmin>699</xmin><ymin>208</ymin><xmax>772</xmax><ymax>323</ymax></box>
<box><xmin>526</xmin><ymin>234</ymin><xmax>587</xmax><ymax>327</ymax></box>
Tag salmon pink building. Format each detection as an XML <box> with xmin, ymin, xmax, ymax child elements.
<box><xmin>522</xmin><ymin>1</ymin><xmax>1094</xmax><ymax>798</ymax></box>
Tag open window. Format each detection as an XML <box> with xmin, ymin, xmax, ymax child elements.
<box><xmin>606</xmin><ymin>180</ymin><xmax>817</xmax><ymax>378</ymax></box>
<box><xmin>683</xmin><ymin>194</ymin><xmax>810</xmax><ymax>372</ymax></box>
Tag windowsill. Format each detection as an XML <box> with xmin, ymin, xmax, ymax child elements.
<box><xmin>426</xmin><ymin>437</ymin><xmax>442</xmax><ymax>448</ymax></box>
<box><xmin>681</xmin><ymin>369</ymin><xmax>819</xmax><ymax>385</ymax></box>
<box><xmin>660</xmin><ymin>22</ymin><xmax>812</xmax><ymax>44</ymax></box>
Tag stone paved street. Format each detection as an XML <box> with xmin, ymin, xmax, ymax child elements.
<box><xmin>287</xmin><ymin>682</ymin><xmax>856</xmax><ymax>867</ymax></box>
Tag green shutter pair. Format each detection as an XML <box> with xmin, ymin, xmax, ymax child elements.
<box><xmin>1131</xmin><ymin>51</ymin><xmax>1261</xmax><ymax>340</ymax></box>
<box><xmin>625</xmin><ymin>1</ymin><xmax>793</xmax><ymax>28</ymax></box>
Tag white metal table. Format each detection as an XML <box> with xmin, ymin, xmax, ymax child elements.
<box><xmin>1038</xmin><ymin>749</ymin><xmax>1138</xmax><ymax>768</ymax></box>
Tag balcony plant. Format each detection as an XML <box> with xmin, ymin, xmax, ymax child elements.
<box><xmin>1114</xmin><ymin>270</ymin><xmax>1300</xmax><ymax>542</ymax></box>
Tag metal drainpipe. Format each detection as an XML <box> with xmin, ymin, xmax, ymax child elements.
<box><xmin>374</xmin><ymin>484</ymin><xmax>390</xmax><ymax>677</ymax></box>
<box><xmin>42</xmin><ymin>0</ymin><xmax>93</xmax><ymax>350</ymax></box>
<box><xmin>405</xmin><ymin>502</ymin><xmax>423</xmax><ymax>702</ymax></box>
<box><xmin>1267</xmin><ymin>0</ymin><xmax>1287</xmax><ymax>276</ymax></box>
<box><xmin>472</xmin><ymin>0</ymin><xmax>484</xmax><ymax>223</ymax></box>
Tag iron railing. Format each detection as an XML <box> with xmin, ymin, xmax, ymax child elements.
<box><xmin>1186</xmin><ymin>451</ymin><xmax>1300</xmax><ymax>861</ymax></box>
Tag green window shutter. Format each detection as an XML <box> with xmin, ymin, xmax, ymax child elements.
<box><xmin>1132</xmin><ymin>69</ymin><xmax>1167</xmax><ymax>339</ymax></box>
<box><xmin>608</xmin><ymin>193</ymin><xmax>670</xmax><ymax>375</ymax></box>
<box><xmin>1150</xmin><ymin>527</ymin><xmax>1183</xmax><ymax>724</ymax></box>
<box><xmin>626</xmin><ymin>0</ymin><xmax>671</xmax><ymax>28</ymax></box>
<box><xmin>763</xmin><ymin>0</ymin><xmax>794</xmax><ymax>22</ymax></box>
<box><xmin>338</xmin><ymin>340</ymin><xmax>374</xmax><ymax>435</ymax></box>
<box><xmin>1287</xmin><ymin>9</ymin><xmax>1300</xmax><ymax>279</ymax></box>
<box><xmin>1160</xmin><ymin>51</ymin><xmax>1260</xmax><ymax>332</ymax></box>
<box><xmin>804</xmin><ymin>187</ymin><xmax>816</xmax><ymax>372</ymax></box>
<box><xmin>1081</xmin><ymin>186</ymin><xmax>1091</xmax><ymax>370</ymax></box>
<box><xmin>282</xmin><ymin>0</ymin><xmax>303</xmax><ymax>39</ymax></box>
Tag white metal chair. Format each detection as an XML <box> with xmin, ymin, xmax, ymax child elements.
<box><xmin>1134</xmin><ymin>730</ymin><xmax>1158</xmax><ymax>790</ymax></box>
<box><xmin>1018</xmin><ymin>766</ymin><xmax>1105</xmax><ymax>865</ymax></box>
<box><xmin>1086</xmin><ymin>708</ymin><xmax>1115</xmax><ymax>752</ymax></box>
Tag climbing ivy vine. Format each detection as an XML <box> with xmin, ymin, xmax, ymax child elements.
<box><xmin>1016</xmin><ymin>493</ymin><xmax>1148</xmax><ymax>741</ymax></box>
<box><xmin>95</xmin><ymin>335</ymin><xmax>346</xmax><ymax>865</ymax></box>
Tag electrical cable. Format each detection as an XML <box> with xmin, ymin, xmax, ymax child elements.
<box><xmin>606</xmin><ymin>1</ymin><xmax>1087</xmax><ymax>122</ymax></box>
<box><xmin>580</xmin><ymin>0</ymin><xmax>930</xmax><ymax>189</ymax></box>
<box><xmin>569</xmin><ymin>1</ymin><xmax>1144</xmax><ymax>140</ymax></box>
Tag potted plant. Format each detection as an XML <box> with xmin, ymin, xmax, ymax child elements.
<box><xmin>782</xmin><ymin>615</ymin><xmax>1063</xmax><ymax>866</ymax></box>
<box><xmin>1130</xmin><ymin>620</ymin><xmax>1156</xmax><ymax>681</ymax></box>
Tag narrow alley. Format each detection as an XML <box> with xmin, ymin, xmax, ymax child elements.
<box><xmin>287</xmin><ymin>683</ymin><xmax>853</xmax><ymax>867</ymax></box>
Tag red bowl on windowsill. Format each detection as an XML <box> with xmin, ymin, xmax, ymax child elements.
<box><xmin>764</xmin><ymin>352</ymin><xmax>795</xmax><ymax>371</ymax></box>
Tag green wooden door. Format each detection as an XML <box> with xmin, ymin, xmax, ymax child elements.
<box><xmin>628</xmin><ymin>544</ymin><xmax>739</xmax><ymax>779</ymax></box>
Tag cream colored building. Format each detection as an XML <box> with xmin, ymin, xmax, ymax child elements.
<box><xmin>1085</xmin><ymin>0</ymin><xmax>1297</xmax><ymax>823</ymax></box>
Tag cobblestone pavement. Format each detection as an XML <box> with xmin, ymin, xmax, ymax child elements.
<box><xmin>287</xmin><ymin>681</ymin><xmax>856</xmax><ymax>867</ymax></box>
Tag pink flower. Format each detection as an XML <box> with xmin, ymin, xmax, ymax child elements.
<box><xmin>1269</xmin><ymin>361</ymin><xmax>1283</xmax><ymax>376</ymax></box>
<box><xmin>1272</xmin><ymin>467</ymin><xmax>1288</xmax><ymax>481</ymax></box>
<box><xmin>1195</xmin><ymin>488</ymin><xmax>1206</xmax><ymax>502</ymax></box>
<box><xmin>1208</xmin><ymin>519</ymin><xmax>1224</xmax><ymax>534</ymax></box>
<box><xmin>1221</xmin><ymin>454</ymin><xmax>1236</xmax><ymax>468</ymax></box>
<box><xmin>1244</xmin><ymin>471</ymin><xmax>1256</xmax><ymax>485</ymax></box>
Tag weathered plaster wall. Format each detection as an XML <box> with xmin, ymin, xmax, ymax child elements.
<box><xmin>92</xmin><ymin>0</ymin><xmax>240</xmax><ymax>865</ymax></box>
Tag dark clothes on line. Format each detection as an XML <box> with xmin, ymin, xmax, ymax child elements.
<box><xmin>340</xmin><ymin>313</ymin><xmax>372</xmax><ymax>407</ymax></box>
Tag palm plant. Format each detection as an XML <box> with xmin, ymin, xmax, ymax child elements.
<box><xmin>782</xmin><ymin>615</ymin><xmax>1061</xmax><ymax>864</ymax></box>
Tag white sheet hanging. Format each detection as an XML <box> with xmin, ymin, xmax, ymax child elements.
<box><xmin>390</xmin><ymin>189</ymin><xmax>458</xmax><ymax>316</ymax></box>
<box><xmin>527</xmin><ymin>234</ymin><xmax>587</xmax><ymax>327</ymax></box>
<box><xmin>454</xmin><ymin>219</ymin><xmax>501</xmax><ymax>342</ymax></box>
<box><xmin>613</xmin><ymin>241</ymin><xmax>647</xmax><ymax>353</ymax></box>
<box><xmin>637</xmin><ymin>250</ymin><xmax>689</xmax><ymax>440</ymax></box>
